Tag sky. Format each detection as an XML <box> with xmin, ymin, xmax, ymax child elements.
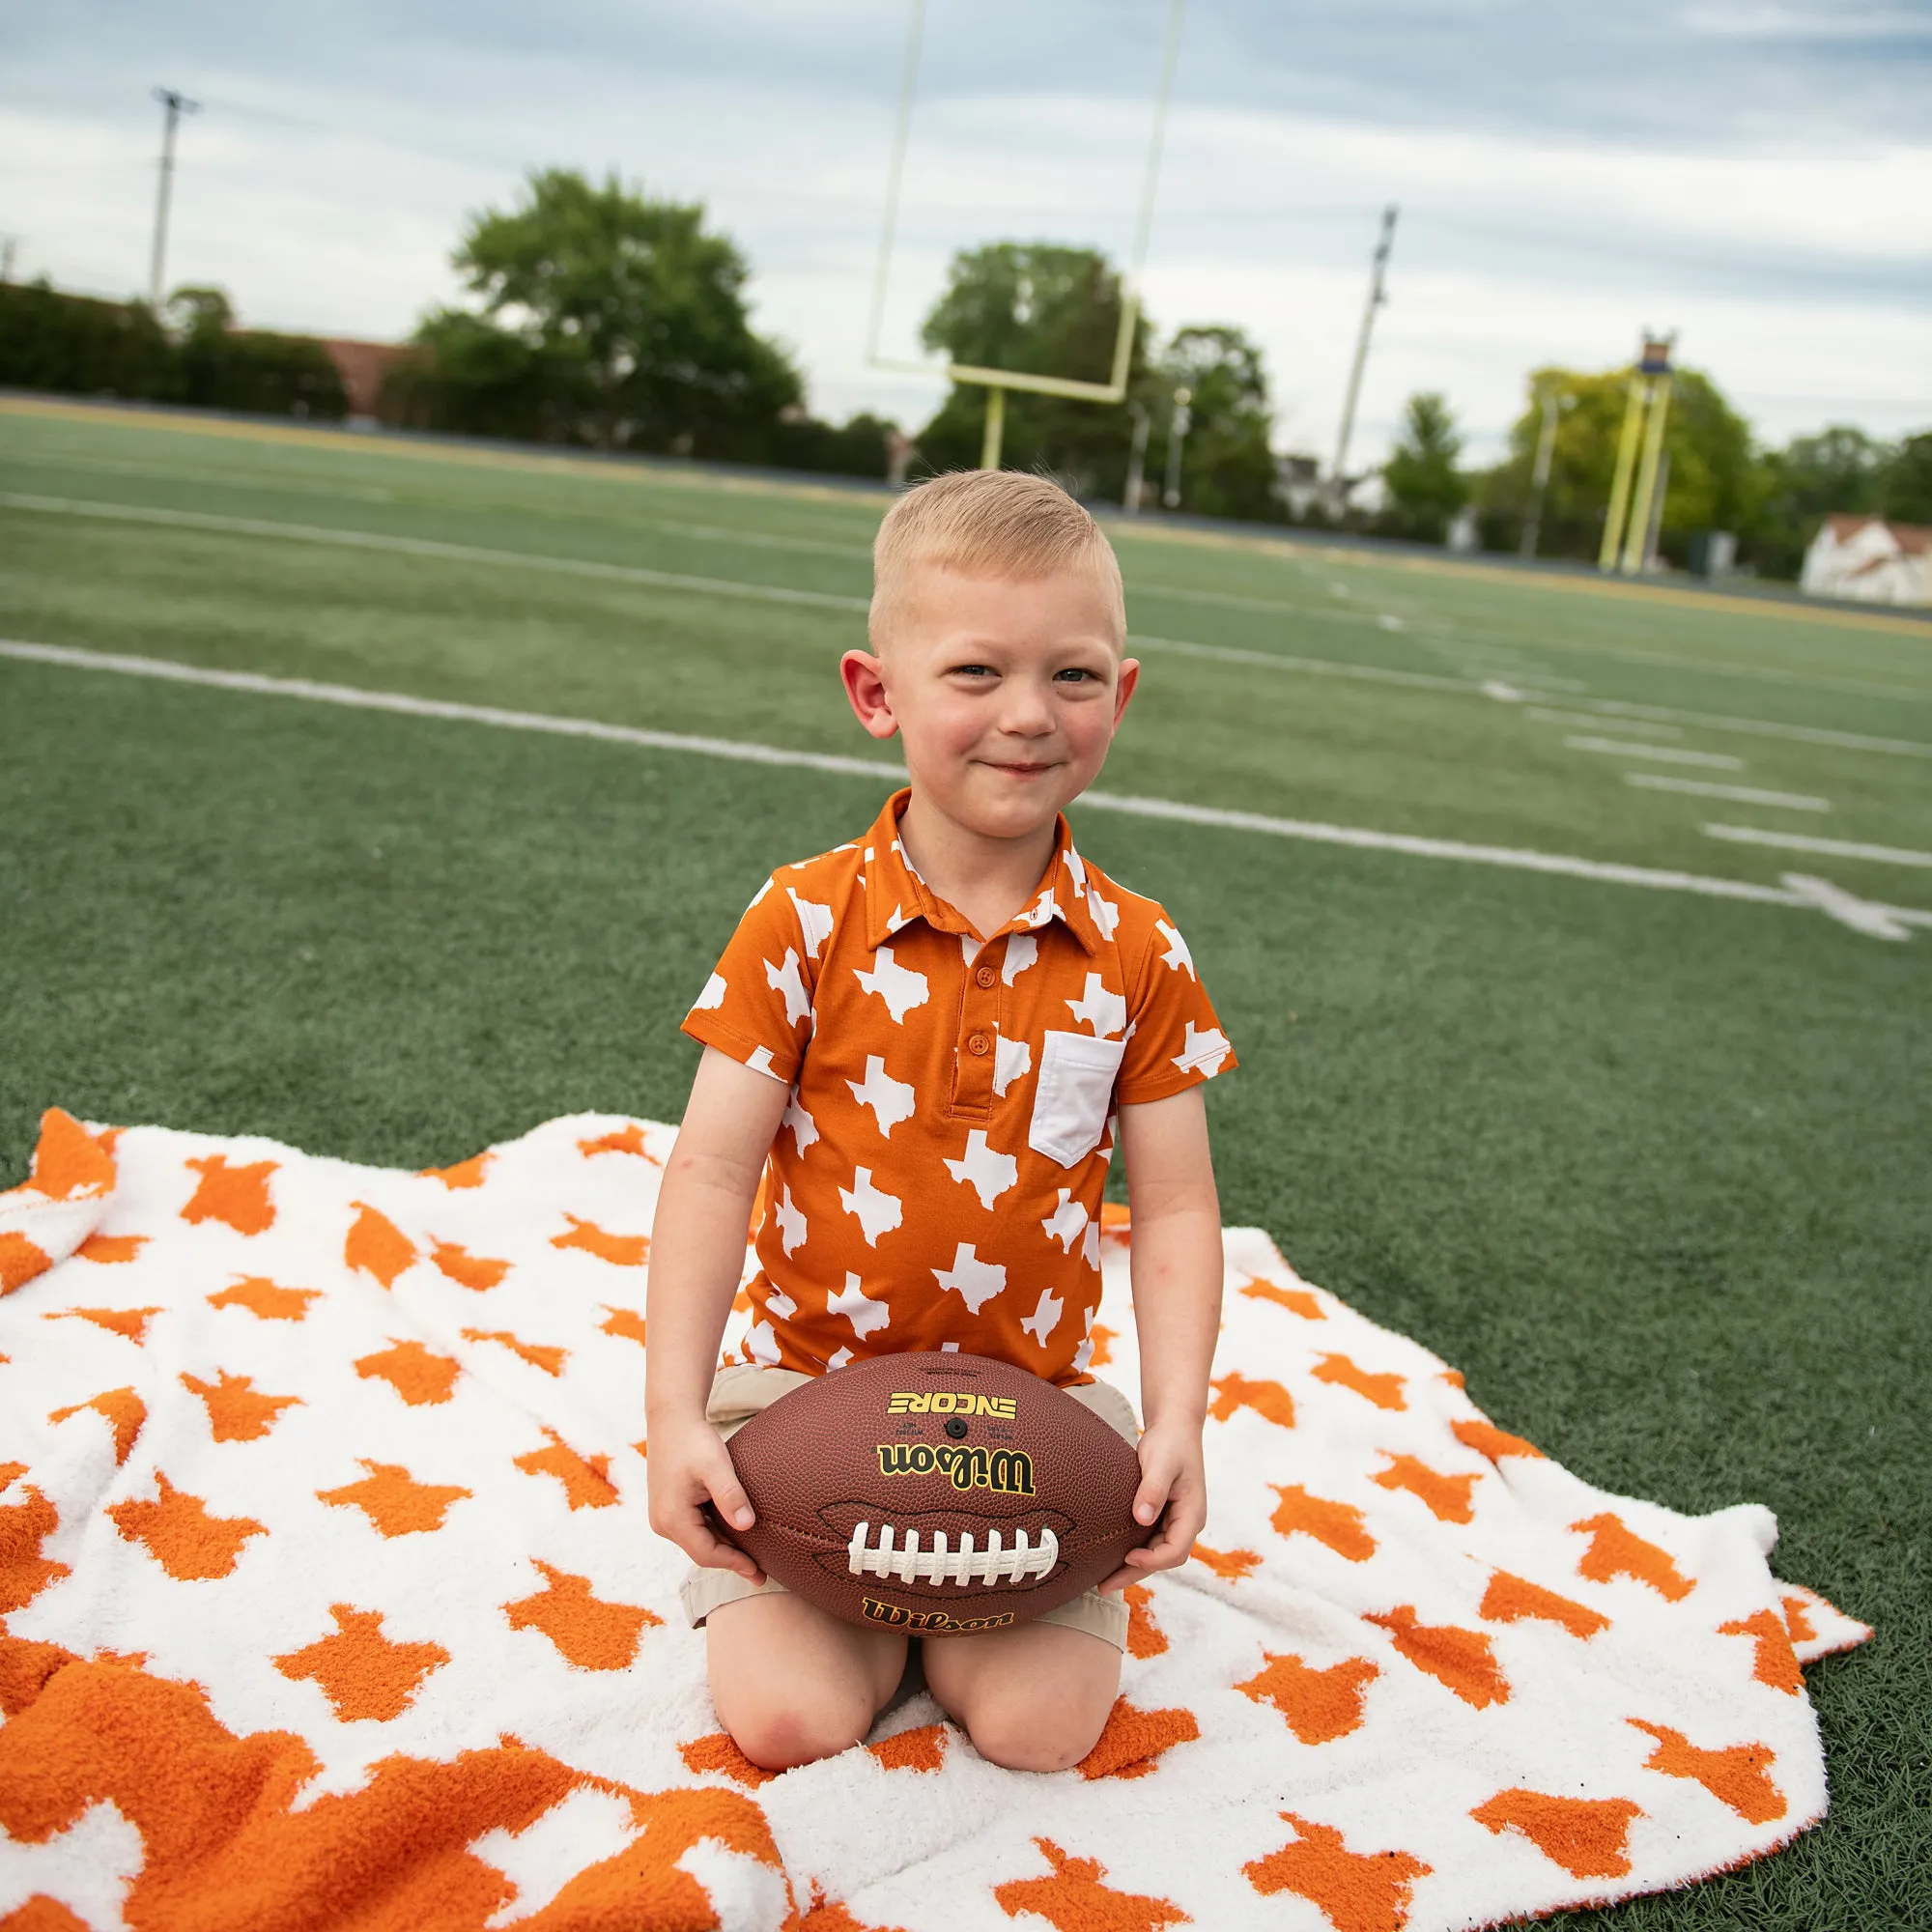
<box><xmin>4</xmin><ymin>1</ymin><xmax>1929</xmax><ymax>468</ymax></box>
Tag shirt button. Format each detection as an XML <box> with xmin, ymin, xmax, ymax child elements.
<box><xmin>967</xmin><ymin>1032</ymin><xmax>991</xmax><ymax>1057</ymax></box>
<box><xmin>976</xmin><ymin>965</ymin><xmax>997</xmax><ymax>989</ymax></box>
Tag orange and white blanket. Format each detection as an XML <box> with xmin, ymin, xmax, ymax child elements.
<box><xmin>0</xmin><ymin>1109</ymin><xmax>1869</xmax><ymax>1932</ymax></box>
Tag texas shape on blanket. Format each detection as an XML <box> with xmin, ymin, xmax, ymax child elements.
<box><xmin>0</xmin><ymin>1108</ymin><xmax>1869</xmax><ymax>1932</ymax></box>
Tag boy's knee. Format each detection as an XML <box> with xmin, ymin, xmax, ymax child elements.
<box><xmin>727</xmin><ymin>1687</ymin><xmax>875</xmax><ymax>1772</ymax></box>
<box><xmin>965</xmin><ymin>1689</ymin><xmax>1112</xmax><ymax>1774</ymax></box>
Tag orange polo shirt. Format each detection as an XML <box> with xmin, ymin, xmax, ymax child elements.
<box><xmin>682</xmin><ymin>790</ymin><xmax>1235</xmax><ymax>1385</ymax></box>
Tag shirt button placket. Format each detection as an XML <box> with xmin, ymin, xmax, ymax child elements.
<box><xmin>954</xmin><ymin>937</ymin><xmax>1001</xmax><ymax>1118</ymax></box>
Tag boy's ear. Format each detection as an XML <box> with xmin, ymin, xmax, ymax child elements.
<box><xmin>840</xmin><ymin>650</ymin><xmax>900</xmax><ymax>741</ymax></box>
<box><xmin>1111</xmin><ymin>657</ymin><xmax>1140</xmax><ymax>732</ymax></box>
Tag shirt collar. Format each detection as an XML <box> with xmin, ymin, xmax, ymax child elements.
<box><xmin>863</xmin><ymin>789</ymin><xmax>1103</xmax><ymax>956</ymax></box>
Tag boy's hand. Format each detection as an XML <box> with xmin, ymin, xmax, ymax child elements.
<box><xmin>1098</xmin><ymin>1418</ymin><xmax>1206</xmax><ymax>1593</ymax></box>
<box><xmin>645</xmin><ymin>1415</ymin><xmax>767</xmax><ymax>1585</ymax></box>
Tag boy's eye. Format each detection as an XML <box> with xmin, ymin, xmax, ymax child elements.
<box><xmin>950</xmin><ymin>664</ymin><xmax>995</xmax><ymax>679</ymax></box>
<box><xmin>1054</xmin><ymin>668</ymin><xmax>1098</xmax><ymax>684</ymax></box>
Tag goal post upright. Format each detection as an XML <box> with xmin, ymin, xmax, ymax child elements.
<box><xmin>866</xmin><ymin>0</ymin><xmax>1185</xmax><ymax>468</ymax></box>
<box><xmin>1600</xmin><ymin>332</ymin><xmax>1675</xmax><ymax>575</ymax></box>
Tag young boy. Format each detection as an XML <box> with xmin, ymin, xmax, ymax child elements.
<box><xmin>646</xmin><ymin>470</ymin><xmax>1234</xmax><ymax>1775</ymax></box>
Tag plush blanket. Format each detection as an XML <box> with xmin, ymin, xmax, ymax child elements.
<box><xmin>0</xmin><ymin>1109</ymin><xmax>1868</xmax><ymax>1932</ymax></box>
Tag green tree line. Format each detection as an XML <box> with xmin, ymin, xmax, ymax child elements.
<box><xmin>8</xmin><ymin>162</ymin><xmax>1921</xmax><ymax>574</ymax></box>
<box><xmin>0</xmin><ymin>279</ymin><xmax>347</xmax><ymax>417</ymax></box>
<box><xmin>1384</xmin><ymin>373</ymin><xmax>1932</xmax><ymax>578</ymax></box>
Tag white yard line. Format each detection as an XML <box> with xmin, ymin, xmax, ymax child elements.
<box><xmin>1702</xmin><ymin>825</ymin><xmax>1932</xmax><ymax>868</ymax></box>
<box><xmin>1126</xmin><ymin>633</ymin><xmax>1468</xmax><ymax>693</ymax></box>
<box><xmin>6</xmin><ymin>636</ymin><xmax>1926</xmax><ymax>941</ymax></box>
<box><xmin>1548</xmin><ymin>696</ymin><xmax>1931</xmax><ymax>760</ymax></box>
<box><xmin>0</xmin><ymin>492</ymin><xmax>872</xmax><ymax>615</ymax></box>
<box><xmin>1567</xmin><ymin>736</ymin><xmax>1746</xmax><ymax>770</ymax></box>
<box><xmin>1624</xmin><ymin>774</ymin><xmax>1832</xmax><ymax>811</ymax></box>
<box><xmin>13</xmin><ymin>491</ymin><xmax>1929</xmax><ymax>764</ymax></box>
<box><xmin>1527</xmin><ymin>708</ymin><xmax>1682</xmax><ymax>737</ymax></box>
<box><xmin>0</xmin><ymin>639</ymin><xmax>907</xmax><ymax>781</ymax></box>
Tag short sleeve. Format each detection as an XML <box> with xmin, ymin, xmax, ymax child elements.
<box><xmin>1115</xmin><ymin>908</ymin><xmax>1236</xmax><ymax>1106</ymax></box>
<box><xmin>681</xmin><ymin>876</ymin><xmax>816</xmax><ymax>1085</ymax></box>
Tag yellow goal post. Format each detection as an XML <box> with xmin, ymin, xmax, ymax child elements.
<box><xmin>865</xmin><ymin>0</ymin><xmax>1185</xmax><ymax>468</ymax></box>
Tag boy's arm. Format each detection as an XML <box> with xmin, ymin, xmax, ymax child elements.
<box><xmin>1101</xmin><ymin>1085</ymin><xmax>1223</xmax><ymax>1592</ymax></box>
<box><xmin>645</xmin><ymin>1045</ymin><xmax>793</xmax><ymax>1580</ymax></box>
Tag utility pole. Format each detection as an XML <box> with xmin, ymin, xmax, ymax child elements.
<box><xmin>149</xmin><ymin>86</ymin><xmax>200</xmax><ymax>309</ymax></box>
<box><xmin>1329</xmin><ymin>203</ymin><xmax>1397</xmax><ymax>514</ymax></box>
<box><xmin>1520</xmin><ymin>384</ymin><xmax>1569</xmax><ymax>559</ymax></box>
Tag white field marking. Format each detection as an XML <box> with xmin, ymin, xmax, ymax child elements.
<box><xmin>1566</xmin><ymin>736</ymin><xmax>1746</xmax><ymax>770</ymax></box>
<box><xmin>1528</xmin><ymin>708</ymin><xmax>1682</xmax><ymax>737</ymax></box>
<box><xmin>0</xmin><ymin>492</ymin><xmax>872</xmax><ymax>614</ymax></box>
<box><xmin>1549</xmin><ymin>695</ymin><xmax>1932</xmax><ymax>760</ymax></box>
<box><xmin>1126</xmin><ymin>569</ymin><xmax>1932</xmax><ymax>704</ymax></box>
<box><xmin>1624</xmin><ymin>773</ymin><xmax>1832</xmax><ymax>811</ymax></box>
<box><xmin>1127</xmin><ymin>632</ymin><xmax>1469</xmax><ymax>694</ymax></box>
<box><xmin>1076</xmin><ymin>785</ymin><xmax>1931</xmax><ymax>938</ymax></box>
<box><xmin>0</xmin><ymin>638</ymin><xmax>909</xmax><ymax>781</ymax></box>
<box><xmin>1779</xmin><ymin>874</ymin><xmax>1915</xmax><ymax>942</ymax></box>
<box><xmin>1702</xmin><ymin>825</ymin><xmax>1932</xmax><ymax>868</ymax></box>
<box><xmin>7</xmin><ymin>637</ymin><xmax>1927</xmax><ymax>941</ymax></box>
<box><xmin>1439</xmin><ymin>610</ymin><xmax>1932</xmax><ymax>704</ymax></box>
<box><xmin>15</xmin><ymin>484</ymin><xmax>1924</xmax><ymax>765</ymax></box>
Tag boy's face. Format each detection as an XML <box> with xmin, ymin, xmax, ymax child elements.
<box><xmin>842</xmin><ymin>563</ymin><xmax>1138</xmax><ymax>843</ymax></box>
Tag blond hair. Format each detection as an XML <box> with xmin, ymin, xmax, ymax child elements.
<box><xmin>867</xmin><ymin>469</ymin><xmax>1125</xmax><ymax>650</ymax></box>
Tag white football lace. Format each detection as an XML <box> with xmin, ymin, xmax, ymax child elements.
<box><xmin>845</xmin><ymin>1521</ymin><xmax>1060</xmax><ymax>1587</ymax></box>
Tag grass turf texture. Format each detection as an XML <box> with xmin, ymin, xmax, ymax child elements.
<box><xmin>2</xmin><ymin>398</ymin><xmax>1927</xmax><ymax>1927</ymax></box>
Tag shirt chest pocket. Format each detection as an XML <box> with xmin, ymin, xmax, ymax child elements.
<box><xmin>1027</xmin><ymin>1030</ymin><xmax>1127</xmax><ymax>1168</ymax></box>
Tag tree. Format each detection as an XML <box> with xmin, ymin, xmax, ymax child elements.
<box><xmin>916</xmin><ymin>243</ymin><xmax>1152</xmax><ymax>495</ymax></box>
<box><xmin>1147</xmin><ymin>326</ymin><xmax>1280</xmax><ymax>522</ymax></box>
<box><xmin>1476</xmin><ymin>364</ymin><xmax>1757</xmax><ymax>565</ymax></box>
<box><xmin>415</xmin><ymin>169</ymin><xmax>803</xmax><ymax>455</ymax></box>
<box><xmin>1380</xmin><ymin>393</ymin><xmax>1467</xmax><ymax>543</ymax></box>
<box><xmin>1878</xmin><ymin>431</ymin><xmax>1932</xmax><ymax>526</ymax></box>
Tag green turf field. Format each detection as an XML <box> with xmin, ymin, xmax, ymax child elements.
<box><xmin>1</xmin><ymin>397</ymin><xmax>1925</xmax><ymax>1927</ymax></box>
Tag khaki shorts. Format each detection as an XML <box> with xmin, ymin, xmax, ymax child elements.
<box><xmin>680</xmin><ymin>1362</ymin><xmax>1135</xmax><ymax>1650</ymax></box>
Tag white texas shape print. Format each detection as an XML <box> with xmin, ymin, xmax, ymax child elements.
<box><xmin>1020</xmin><ymin>1287</ymin><xmax>1063</xmax><ymax>1347</ymax></box>
<box><xmin>992</xmin><ymin>1036</ymin><xmax>1032</xmax><ymax>1098</ymax></box>
<box><xmin>1066</xmin><ymin>972</ymin><xmax>1127</xmax><ymax>1038</ymax></box>
<box><xmin>828</xmin><ymin>1272</ymin><xmax>891</xmax><ymax>1340</ymax></box>
<box><xmin>1172</xmin><ymin>1021</ymin><xmax>1232</xmax><ymax>1077</ymax></box>
<box><xmin>764</xmin><ymin>949</ymin><xmax>810</xmax><ymax>1028</ymax></box>
<box><xmin>838</xmin><ymin>1167</ymin><xmax>903</xmax><ymax>1245</ymax></box>
<box><xmin>773</xmin><ymin>1184</ymin><xmax>807</xmax><ymax>1257</ymax></box>
<box><xmin>787</xmin><ymin>890</ymin><xmax>834</xmax><ymax>959</ymax></box>
<box><xmin>932</xmin><ymin>1243</ymin><xmax>1006</xmax><ymax>1314</ymax></box>
<box><xmin>854</xmin><ymin>946</ymin><xmax>928</xmax><ymax>1024</ymax></box>
<box><xmin>847</xmin><ymin>1055</ymin><xmax>916</xmax><ymax>1137</ymax></box>
<box><xmin>945</xmin><ymin>1130</ymin><xmax>1018</xmax><ymax>1209</ymax></box>
<box><xmin>1041</xmin><ymin>1188</ymin><xmax>1089</xmax><ymax>1252</ymax></box>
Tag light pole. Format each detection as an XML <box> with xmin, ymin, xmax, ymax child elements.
<box><xmin>1329</xmin><ymin>203</ymin><xmax>1397</xmax><ymax>514</ymax></box>
<box><xmin>1162</xmin><ymin>385</ymin><xmax>1191</xmax><ymax>510</ymax></box>
<box><xmin>149</xmin><ymin>87</ymin><xmax>200</xmax><ymax>309</ymax></box>
<box><xmin>1520</xmin><ymin>385</ymin><xmax>1571</xmax><ymax>559</ymax></box>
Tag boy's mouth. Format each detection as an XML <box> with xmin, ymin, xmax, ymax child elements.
<box><xmin>981</xmin><ymin>759</ymin><xmax>1058</xmax><ymax>780</ymax></box>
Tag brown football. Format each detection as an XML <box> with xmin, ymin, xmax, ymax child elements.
<box><xmin>711</xmin><ymin>1351</ymin><xmax>1151</xmax><ymax>1635</ymax></box>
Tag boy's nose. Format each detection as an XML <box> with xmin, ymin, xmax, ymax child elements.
<box><xmin>998</xmin><ymin>678</ymin><xmax>1056</xmax><ymax>737</ymax></box>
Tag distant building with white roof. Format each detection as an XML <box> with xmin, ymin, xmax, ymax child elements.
<box><xmin>1801</xmin><ymin>514</ymin><xmax>1932</xmax><ymax>607</ymax></box>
